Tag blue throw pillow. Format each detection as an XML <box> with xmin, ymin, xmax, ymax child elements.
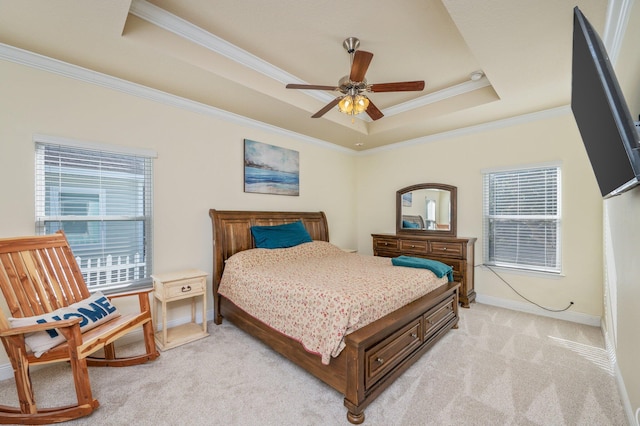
<box><xmin>251</xmin><ymin>221</ymin><xmax>313</xmax><ymax>249</ymax></box>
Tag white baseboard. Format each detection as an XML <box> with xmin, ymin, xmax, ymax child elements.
<box><xmin>475</xmin><ymin>293</ymin><xmax>601</xmax><ymax>326</ymax></box>
<box><xmin>0</xmin><ymin>308</ymin><xmax>216</xmax><ymax>382</ymax></box>
<box><xmin>602</xmin><ymin>321</ymin><xmax>638</xmax><ymax>426</ymax></box>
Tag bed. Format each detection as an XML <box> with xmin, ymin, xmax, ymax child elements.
<box><xmin>209</xmin><ymin>210</ymin><xmax>460</xmax><ymax>424</ymax></box>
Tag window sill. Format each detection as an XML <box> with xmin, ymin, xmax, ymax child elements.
<box><xmin>479</xmin><ymin>264</ymin><xmax>565</xmax><ymax>279</ymax></box>
<box><xmin>92</xmin><ymin>279</ymin><xmax>154</xmax><ymax>296</ymax></box>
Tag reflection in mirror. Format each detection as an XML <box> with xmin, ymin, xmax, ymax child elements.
<box><xmin>401</xmin><ymin>189</ymin><xmax>451</xmax><ymax>230</ymax></box>
<box><xmin>396</xmin><ymin>183</ymin><xmax>457</xmax><ymax>237</ymax></box>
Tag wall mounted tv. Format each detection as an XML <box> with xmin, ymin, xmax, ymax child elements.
<box><xmin>571</xmin><ymin>6</ymin><xmax>640</xmax><ymax>198</ymax></box>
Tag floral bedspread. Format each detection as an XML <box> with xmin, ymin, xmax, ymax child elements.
<box><xmin>218</xmin><ymin>241</ymin><xmax>448</xmax><ymax>365</ymax></box>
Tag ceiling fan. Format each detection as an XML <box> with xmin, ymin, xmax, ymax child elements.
<box><xmin>286</xmin><ymin>37</ymin><xmax>425</xmax><ymax>121</ymax></box>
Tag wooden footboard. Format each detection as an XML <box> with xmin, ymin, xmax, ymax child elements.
<box><xmin>209</xmin><ymin>209</ymin><xmax>460</xmax><ymax>423</ymax></box>
<box><xmin>221</xmin><ymin>282</ymin><xmax>459</xmax><ymax>424</ymax></box>
<box><xmin>342</xmin><ymin>281</ymin><xmax>459</xmax><ymax>423</ymax></box>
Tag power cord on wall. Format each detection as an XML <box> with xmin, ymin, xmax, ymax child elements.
<box><xmin>479</xmin><ymin>264</ymin><xmax>574</xmax><ymax>312</ymax></box>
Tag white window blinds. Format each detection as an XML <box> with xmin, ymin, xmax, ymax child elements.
<box><xmin>35</xmin><ymin>140</ymin><xmax>154</xmax><ymax>292</ymax></box>
<box><xmin>483</xmin><ymin>165</ymin><xmax>561</xmax><ymax>274</ymax></box>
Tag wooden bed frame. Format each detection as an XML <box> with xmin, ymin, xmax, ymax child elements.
<box><xmin>209</xmin><ymin>209</ymin><xmax>460</xmax><ymax>424</ymax></box>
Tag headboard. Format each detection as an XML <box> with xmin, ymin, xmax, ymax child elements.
<box><xmin>208</xmin><ymin>209</ymin><xmax>329</xmax><ymax>323</ymax></box>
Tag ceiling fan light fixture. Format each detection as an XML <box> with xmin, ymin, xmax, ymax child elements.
<box><xmin>355</xmin><ymin>94</ymin><xmax>370</xmax><ymax>113</ymax></box>
<box><xmin>338</xmin><ymin>95</ymin><xmax>353</xmax><ymax>114</ymax></box>
<box><xmin>338</xmin><ymin>94</ymin><xmax>369</xmax><ymax>115</ymax></box>
<box><xmin>286</xmin><ymin>37</ymin><xmax>423</xmax><ymax>122</ymax></box>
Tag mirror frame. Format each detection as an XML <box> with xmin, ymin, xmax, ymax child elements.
<box><xmin>396</xmin><ymin>183</ymin><xmax>457</xmax><ymax>237</ymax></box>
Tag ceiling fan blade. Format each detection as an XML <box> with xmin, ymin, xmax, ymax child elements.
<box><xmin>349</xmin><ymin>50</ymin><xmax>374</xmax><ymax>82</ymax></box>
<box><xmin>286</xmin><ymin>84</ymin><xmax>339</xmax><ymax>91</ymax></box>
<box><xmin>366</xmin><ymin>100</ymin><xmax>384</xmax><ymax>121</ymax></box>
<box><xmin>369</xmin><ymin>81</ymin><xmax>426</xmax><ymax>92</ymax></box>
<box><xmin>311</xmin><ymin>97</ymin><xmax>341</xmax><ymax>118</ymax></box>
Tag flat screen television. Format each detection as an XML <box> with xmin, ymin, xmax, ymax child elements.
<box><xmin>571</xmin><ymin>6</ymin><xmax>640</xmax><ymax>198</ymax></box>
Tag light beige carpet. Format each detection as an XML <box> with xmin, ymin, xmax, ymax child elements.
<box><xmin>0</xmin><ymin>303</ymin><xmax>627</xmax><ymax>425</ymax></box>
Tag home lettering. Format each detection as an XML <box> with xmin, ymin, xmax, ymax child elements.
<box><xmin>36</xmin><ymin>296</ymin><xmax>117</xmax><ymax>339</ymax></box>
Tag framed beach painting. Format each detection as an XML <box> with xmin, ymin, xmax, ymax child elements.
<box><xmin>244</xmin><ymin>139</ymin><xmax>300</xmax><ymax>196</ymax></box>
<box><xmin>402</xmin><ymin>192</ymin><xmax>412</xmax><ymax>207</ymax></box>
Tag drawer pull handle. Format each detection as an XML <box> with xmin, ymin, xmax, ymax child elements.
<box><xmin>442</xmin><ymin>247</ymin><xmax>447</xmax><ymax>251</ymax></box>
<box><xmin>410</xmin><ymin>332</ymin><xmax>417</xmax><ymax>338</ymax></box>
<box><xmin>181</xmin><ymin>285</ymin><xmax>192</xmax><ymax>292</ymax></box>
<box><xmin>410</xmin><ymin>244</ymin><xmax>415</xmax><ymax>248</ymax></box>
<box><xmin>376</xmin><ymin>357</ymin><xmax>384</xmax><ymax>364</ymax></box>
<box><xmin>383</xmin><ymin>242</ymin><xmax>388</xmax><ymax>246</ymax></box>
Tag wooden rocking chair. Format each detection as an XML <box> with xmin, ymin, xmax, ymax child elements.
<box><xmin>0</xmin><ymin>231</ymin><xmax>160</xmax><ymax>424</ymax></box>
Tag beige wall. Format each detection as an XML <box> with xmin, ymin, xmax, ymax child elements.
<box><xmin>0</xmin><ymin>59</ymin><xmax>357</xmax><ymax>365</ymax></box>
<box><xmin>356</xmin><ymin>112</ymin><xmax>604</xmax><ymax>318</ymax></box>
<box><xmin>602</xmin><ymin>0</ymin><xmax>640</xmax><ymax>421</ymax></box>
<box><xmin>605</xmin><ymin>194</ymin><xmax>640</xmax><ymax>422</ymax></box>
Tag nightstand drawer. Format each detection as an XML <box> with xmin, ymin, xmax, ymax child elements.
<box><xmin>162</xmin><ymin>277</ymin><xmax>206</xmax><ymax>300</ymax></box>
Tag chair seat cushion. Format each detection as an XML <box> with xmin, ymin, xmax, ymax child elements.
<box><xmin>9</xmin><ymin>291</ymin><xmax>120</xmax><ymax>357</ymax></box>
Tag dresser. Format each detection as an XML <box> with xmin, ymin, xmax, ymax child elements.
<box><xmin>372</xmin><ymin>233</ymin><xmax>476</xmax><ymax>307</ymax></box>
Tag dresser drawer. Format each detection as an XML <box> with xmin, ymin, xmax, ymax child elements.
<box><xmin>423</xmin><ymin>297</ymin><xmax>456</xmax><ymax>341</ymax></box>
<box><xmin>399</xmin><ymin>239</ymin><xmax>428</xmax><ymax>253</ymax></box>
<box><xmin>430</xmin><ymin>241</ymin><xmax>463</xmax><ymax>257</ymax></box>
<box><xmin>365</xmin><ymin>319</ymin><xmax>422</xmax><ymax>389</ymax></box>
<box><xmin>374</xmin><ymin>238</ymin><xmax>399</xmax><ymax>250</ymax></box>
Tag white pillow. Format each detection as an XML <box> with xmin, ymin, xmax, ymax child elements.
<box><xmin>9</xmin><ymin>291</ymin><xmax>120</xmax><ymax>358</ymax></box>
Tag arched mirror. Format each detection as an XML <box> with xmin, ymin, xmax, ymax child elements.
<box><xmin>396</xmin><ymin>183</ymin><xmax>457</xmax><ymax>237</ymax></box>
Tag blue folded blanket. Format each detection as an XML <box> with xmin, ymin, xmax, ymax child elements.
<box><xmin>391</xmin><ymin>255</ymin><xmax>454</xmax><ymax>282</ymax></box>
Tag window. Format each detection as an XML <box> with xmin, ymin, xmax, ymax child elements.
<box><xmin>483</xmin><ymin>165</ymin><xmax>561</xmax><ymax>274</ymax></box>
<box><xmin>35</xmin><ymin>138</ymin><xmax>154</xmax><ymax>293</ymax></box>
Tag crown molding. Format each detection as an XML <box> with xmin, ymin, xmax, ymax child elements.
<box><xmin>128</xmin><ymin>0</ymin><xmax>492</xmax><ymax>117</ymax></box>
<box><xmin>603</xmin><ymin>0</ymin><xmax>635</xmax><ymax>64</ymax></box>
<box><xmin>1</xmin><ymin>40</ymin><xmax>570</xmax><ymax>156</ymax></box>
<box><xmin>384</xmin><ymin>76</ymin><xmax>491</xmax><ymax>117</ymax></box>
<box><xmin>0</xmin><ymin>42</ymin><xmax>353</xmax><ymax>154</ymax></box>
<box><xmin>128</xmin><ymin>0</ymin><xmax>335</xmax><ymax>106</ymax></box>
<box><xmin>361</xmin><ymin>105</ymin><xmax>572</xmax><ymax>155</ymax></box>
<box><xmin>129</xmin><ymin>0</ymin><xmax>294</xmax><ymax>85</ymax></box>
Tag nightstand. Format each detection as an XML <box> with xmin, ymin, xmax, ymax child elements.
<box><xmin>152</xmin><ymin>269</ymin><xmax>209</xmax><ymax>350</ymax></box>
